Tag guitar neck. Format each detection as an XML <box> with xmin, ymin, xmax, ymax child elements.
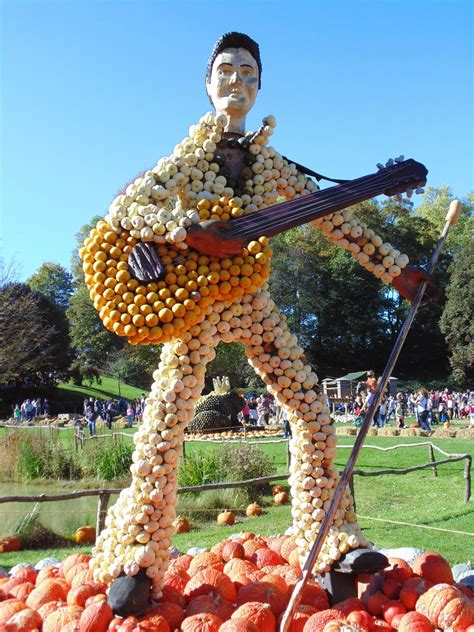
<box><xmin>228</xmin><ymin>159</ymin><xmax>427</xmax><ymax>240</ymax></box>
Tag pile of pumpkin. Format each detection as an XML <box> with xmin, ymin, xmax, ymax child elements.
<box><xmin>0</xmin><ymin>534</ymin><xmax>472</xmax><ymax>631</ymax></box>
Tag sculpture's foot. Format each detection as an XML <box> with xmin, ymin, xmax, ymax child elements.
<box><xmin>107</xmin><ymin>569</ymin><xmax>153</xmax><ymax>617</ymax></box>
<box><xmin>318</xmin><ymin>548</ymin><xmax>388</xmax><ymax>605</ymax></box>
<box><xmin>333</xmin><ymin>548</ymin><xmax>388</xmax><ymax>575</ymax></box>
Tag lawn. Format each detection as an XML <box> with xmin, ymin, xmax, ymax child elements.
<box><xmin>0</xmin><ymin>434</ymin><xmax>472</xmax><ymax>571</ymax></box>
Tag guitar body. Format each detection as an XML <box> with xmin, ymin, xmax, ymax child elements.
<box><xmin>80</xmin><ymin>197</ymin><xmax>271</xmax><ymax>346</ymax></box>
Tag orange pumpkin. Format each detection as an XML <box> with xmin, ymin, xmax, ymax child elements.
<box><xmin>222</xmin><ymin>542</ymin><xmax>245</xmax><ymax>562</ymax></box>
<box><xmin>384</xmin><ymin>558</ymin><xmax>412</xmax><ymax>584</ymax></box>
<box><xmin>251</xmin><ymin>548</ymin><xmax>284</xmax><ymax>570</ymax></box>
<box><xmin>188</xmin><ymin>552</ymin><xmax>224</xmax><ymax>577</ymax></box>
<box><xmin>223</xmin><ymin>558</ymin><xmax>258</xmax><ymax>581</ymax></box>
<box><xmin>74</xmin><ymin>526</ymin><xmax>96</xmax><ymax>544</ymax></box>
<box><xmin>287</xmin><ymin>581</ymin><xmax>329</xmax><ymax>610</ymax></box>
<box><xmin>415</xmin><ymin>583</ymin><xmax>460</xmax><ymax>624</ymax></box>
<box><xmin>272</xmin><ymin>485</ymin><xmax>286</xmax><ymax>496</ymax></box>
<box><xmin>61</xmin><ymin>553</ymin><xmax>91</xmax><ymax>578</ymax></box>
<box><xmin>184</xmin><ymin>568</ymin><xmax>237</xmax><ymax>603</ymax></box>
<box><xmin>277</xmin><ymin>604</ymin><xmax>317</xmax><ymax>632</ymax></box>
<box><xmin>367</xmin><ymin>592</ymin><xmax>390</xmax><ymax>617</ymax></box>
<box><xmin>242</xmin><ymin>538</ymin><xmax>267</xmax><ymax>561</ymax></box>
<box><xmin>173</xmin><ymin>516</ymin><xmax>191</xmax><ymax>534</ymax></box>
<box><xmin>437</xmin><ymin>594</ymin><xmax>474</xmax><ymax>630</ymax></box>
<box><xmin>274</xmin><ymin>492</ymin><xmax>289</xmax><ymax>505</ymax></box>
<box><xmin>180</xmin><ymin>612</ymin><xmax>223</xmax><ymax>632</ymax></box>
<box><xmin>397</xmin><ymin>611</ymin><xmax>434</xmax><ymax>631</ymax></box>
<box><xmin>36</xmin><ymin>565</ymin><xmax>62</xmax><ymax>584</ymax></box>
<box><xmin>217</xmin><ymin>511</ymin><xmax>235</xmax><ymax>526</ymax></box>
<box><xmin>220</xmin><ymin>619</ymin><xmax>258</xmax><ymax>632</ymax></box>
<box><xmin>399</xmin><ymin>576</ymin><xmax>433</xmax><ymax>610</ymax></box>
<box><xmin>9</xmin><ymin>582</ymin><xmax>34</xmax><ymax>602</ymax></box>
<box><xmin>302</xmin><ymin>609</ymin><xmax>346</xmax><ymax>632</ymax></box>
<box><xmin>5</xmin><ymin>607</ymin><xmax>42</xmax><ymax>631</ymax></box>
<box><xmin>9</xmin><ymin>567</ymin><xmax>37</xmax><ymax>585</ymax></box>
<box><xmin>267</xmin><ymin>535</ymin><xmax>289</xmax><ymax>556</ymax></box>
<box><xmin>334</xmin><ymin>598</ymin><xmax>367</xmax><ymax>616</ymax></box>
<box><xmin>37</xmin><ymin>600</ymin><xmax>64</xmax><ymax>622</ymax></box>
<box><xmin>381</xmin><ymin>599</ymin><xmax>406</xmax><ymax>624</ymax></box>
<box><xmin>280</xmin><ymin>536</ymin><xmax>297</xmax><ymax>562</ymax></box>
<box><xmin>346</xmin><ymin>610</ymin><xmax>373</xmax><ymax>628</ymax></box>
<box><xmin>412</xmin><ymin>552</ymin><xmax>454</xmax><ymax>585</ymax></box>
<box><xmin>185</xmin><ymin>594</ymin><xmax>234</xmax><ymax>621</ymax></box>
<box><xmin>143</xmin><ymin>602</ymin><xmax>185</xmax><ymax>630</ymax></box>
<box><xmin>0</xmin><ymin>537</ymin><xmax>21</xmax><ymax>553</ymax></box>
<box><xmin>71</xmin><ymin>568</ymin><xmax>95</xmax><ymax>588</ymax></box>
<box><xmin>246</xmin><ymin>503</ymin><xmax>262</xmax><ymax>517</ymax></box>
<box><xmin>78</xmin><ymin>600</ymin><xmax>113</xmax><ymax>632</ymax></box>
<box><xmin>26</xmin><ymin>578</ymin><xmax>69</xmax><ymax>610</ymax></box>
<box><xmin>237</xmin><ymin>581</ymin><xmax>288</xmax><ymax>616</ymax></box>
<box><xmin>232</xmin><ymin>601</ymin><xmax>276</xmax><ymax>632</ymax></box>
<box><xmin>42</xmin><ymin>604</ymin><xmax>83</xmax><ymax>632</ymax></box>
<box><xmin>0</xmin><ymin>599</ymin><xmax>27</xmax><ymax>624</ymax></box>
<box><xmin>67</xmin><ymin>585</ymin><xmax>96</xmax><ymax>608</ymax></box>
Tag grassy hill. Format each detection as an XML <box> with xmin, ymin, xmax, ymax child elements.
<box><xmin>0</xmin><ymin>376</ymin><xmax>148</xmax><ymax>419</ymax></box>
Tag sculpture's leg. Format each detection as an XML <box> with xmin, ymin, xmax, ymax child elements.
<box><xmin>241</xmin><ymin>285</ymin><xmax>368</xmax><ymax>573</ymax></box>
<box><xmin>91</xmin><ymin>320</ymin><xmax>219</xmax><ymax>599</ymax></box>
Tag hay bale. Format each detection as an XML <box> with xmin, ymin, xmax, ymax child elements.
<box><xmin>377</xmin><ymin>427</ymin><xmax>400</xmax><ymax>437</ymax></box>
<box><xmin>337</xmin><ymin>427</ymin><xmax>358</xmax><ymax>436</ymax></box>
<box><xmin>456</xmin><ymin>428</ymin><xmax>474</xmax><ymax>439</ymax></box>
<box><xmin>432</xmin><ymin>428</ymin><xmax>458</xmax><ymax>438</ymax></box>
<box><xmin>400</xmin><ymin>428</ymin><xmax>420</xmax><ymax>437</ymax></box>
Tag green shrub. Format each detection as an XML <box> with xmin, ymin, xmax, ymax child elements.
<box><xmin>216</xmin><ymin>443</ymin><xmax>276</xmax><ymax>503</ymax></box>
<box><xmin>80</xmin><ymin>438</ymin><xmax>133</xmax><ymax>481</ymax></box>
<box><xmin>178</xmin><ymin>449</ymin><xmax>221</xmax><ymax>488</ymax></box>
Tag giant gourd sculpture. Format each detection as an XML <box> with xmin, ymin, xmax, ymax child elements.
<box><xmin>80</xmin><ymin>33</ymin><xmax>428</xmax><ymax>599</ymax></box>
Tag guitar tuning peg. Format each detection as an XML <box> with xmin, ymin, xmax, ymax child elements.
<box><xmin>406</xmin><ymin>189</ymin><xmax>414</xmax><ymax>199</ymax></box>
<box><xmin>376</xmin><ymin>163</ymin><xmax>385</xmax><ymax>171</ymax></box>
<box><xmin>385</xmin><ymin>158</ymin><xmax>394</xmax><ymax>167</ymax></box>
<box><xmin>415</xmin><ymin>187</ymin><xmax>425</xmax><ymax>195</ymax></box>
<box><xmin>395</xmin><ymin>155</ymin><xmax>405</xmax><ymax>163</ymax></box>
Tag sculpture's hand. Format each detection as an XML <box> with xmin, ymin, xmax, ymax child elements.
<box><xmin>392</xmin><ymin>264</ymin><xmax>439</xmax><ymax>304</ymax></box>
<box><xmin>186</xmin><ymin>221</ymin><xmax>247</xmax><ymax>258</ymax></box>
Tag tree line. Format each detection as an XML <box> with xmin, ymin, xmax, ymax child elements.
<box><xmin>0</xmin><ymin>187</ymin><xmax>472</xmax><ymax>403</ymax></box>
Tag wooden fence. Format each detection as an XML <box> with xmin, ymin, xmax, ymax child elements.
<box><xmin>0</xmin><ymin>441</ymin><xmax>470</xmax><ymax>534</ymax></box>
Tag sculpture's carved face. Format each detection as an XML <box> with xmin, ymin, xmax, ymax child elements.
<box><xmin>206</xmin><ymin>47</ymin><xmax>259</xmax><ymax>120</ymax></box>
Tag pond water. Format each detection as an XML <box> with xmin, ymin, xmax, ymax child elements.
<box><xmin>0</xmin><ymin>481</ymin><xmax>123</xmax><ymax>538</ymax></box>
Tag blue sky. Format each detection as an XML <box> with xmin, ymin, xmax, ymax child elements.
<box><xmin>1</xmin><ymin>0</ymin><xmax>472</xmax><ymax>281</ymax></box>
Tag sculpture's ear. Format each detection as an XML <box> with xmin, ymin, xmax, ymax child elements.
<box><xmin>205</xmin><ymin>80</ymin><xmax>214</xmax><ymax>106</ymax></box>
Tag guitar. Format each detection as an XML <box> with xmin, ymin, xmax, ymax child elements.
<box><xmin>81</xmin><ymin>159</ymin><xmax>427</xmax><ymax>345</ymax></box>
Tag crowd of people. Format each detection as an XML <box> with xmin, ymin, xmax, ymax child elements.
<box><xmin>82</xmin><ymin>394</ymin><xmax>147</xmax><ymax>436</ymax></box>
<box><xmin>345</xmin><ymin>372</ymin><xmax>473</xmax><ymax>434</ymax></box>
<box><xmin>12</xmin><ymin>398</ymin><xmax>50</xmax><ymax>424</ymax></box>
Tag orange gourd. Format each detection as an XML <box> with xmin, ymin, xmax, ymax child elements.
<box><xmin>185</xmin><ymin>594</ymin><xmax>234</xmax><ymax>621</ymax></box>
<box><xmin>61</xmin><ymin>553</ymin><xmax>91</xmax><ymax>578</ymax></box>
<box><xmin>184</xmin><ymin>568</ymin><xmax>237</xmax><ymax>603</ymax></box>
<box><xmin>188</xmin><ymin>552</ymin><xmax>224</xmax><ymax>577</ymax></box>
<box><xmin>9</xmin><ymin>582</ymin><xmax>34</xmax><ymax>602</ymax></box>
<box><xmin>222</xmin><ymin>541</ymin><xmax>245</xmax><ymax>562</ymax></box>
<box><xmin>220</xmin><ymin>619</ymin><xmax>258</xmax><ymax>632</ymax></box>
<box><xmin>143</xmin><ymin>602</ymin><xmax>184</xmax><ymax>630</ymax></box>
<box><xmin>42</xmin><ymin>604</ymin><xmax>83</xmax><ymax>632</ymax></box>
<box><xmin>302</xmin><ymin>609</ymin><xmax>346</xmax><ymax>632</ymax></box>
<box><xmin>397</xmin><ymin>611</ymin><xmax>434</xmax><ymax>631</ymax></box>
<box><xmin>250</xmin><ymin>548</ymin><xmax>284</xmax><ymax>569</ymax></box>
<box><xmin>217</xmin><ymin>511</ymin><xmax>236</xmax><ymax>526</ymax></box>
<box><xmin>399</xmin><ymin>576</ymin><xmax>432</xmax><ymax>610</ymax></box>
<box><xmin>223</xmin><ymin>558</ymin><xmax>257</xmax><ymax>581</ymax></box>
<box><xmin>412</xmin><ymin>552</ymin><xmax>454</xmax><ymax>585</ymax></box>
<box><xmin>78</xmin><ymin>600</ymin><xmax>114</xmax><ymax>632</ymax></box>
<box><xmin>5</xmin><ymin>607</ymin><xmax>42</xmax><ymax>631</ymax></box>
<box><xmin>232</xmin><ymin>601</ymin><xmax>276</xmax><ymax>632</ymax></box>
<box><xmin>0</xmin><ymin>600</ymin><xmax>27</xmax><ymax>624</ymax></box>
<box><xmin>26</xmin><ymin>578</ymin><xmax>69</xmax><ymax>610</ymax></box>
<box><xmin>180</xmin><ymin>612</ymin><xmax>223</xmax><ymax>632</ymax></box>
<box><xmin>237</xmin><ymin>581</ymin><xmax>288</xmax><ymax>616</ymax></box>
<box><xmin>74</xmin><ymin>526</ymin><xmax>96</xmax><ymax>544</ymax></box>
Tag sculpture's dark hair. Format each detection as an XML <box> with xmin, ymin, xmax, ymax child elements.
<box><xmin>206</xmin><ymin>32</ymin><xmax>262</xmax><ymax>90</ymax></box>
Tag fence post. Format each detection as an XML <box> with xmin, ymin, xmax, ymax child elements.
<box><xmin>464</xmin><ymin>455</ymin><xmax>472</xmax><ymax>503</ymax></box>
<box><xmin>182</xmin><ymin>439</ymin><xmax>186</xmax><ymax>461</ymax></box>
<box><xmin>286</xmin><ymin>439</ymin><xmax>291</xmax><ymax>468</ymax></box>
<box><xmin>96</xmin><ymin>491</ymin><xmax>111</xmax><ymax>534</ymax></box>
<box><xmin>428</xmin><ymin>443</ymin><xmax>438</xmax><ymax>477</ymax></box>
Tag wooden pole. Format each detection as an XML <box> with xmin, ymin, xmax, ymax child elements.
<box><xmin>349</xmin><ymin>475</ymin><xmax>356</xmax><ymax>512</ymax></box>
<box><xmin>428</xmin><ymin>443</ymin><xmax>438</xmax><ymax>477</ymax></box>
<box><xmin>279</xmin><ymin>199</ymin><xmax>463</xmax><ymax>632</ymax></box>
<box><xmin>96</xmin><ymin>491</ymin><xmax>111</xmax><ymax>534</ymax></box>
<box><xmin>464</xmin><ymin>455</ymin><xmax>472</xmax><ymax>503</ymax></box>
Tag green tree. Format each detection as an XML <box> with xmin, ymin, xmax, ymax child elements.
<box><xmin>27</xmin><ymin>262</ymin><xmax>74</xmax><ymax>310</ymax></box>
<box><xmin>0</xmin><ymin>283</ymin><xmax>73</xmax><ymax>386</ymax></box>
<box><xmin>440</xmin><ymin>242</ymin><xmax>474</xmax><ymax>386</ymax></box>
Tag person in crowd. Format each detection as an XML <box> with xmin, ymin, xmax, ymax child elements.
<box><xmin>395</xmin><ymin>393</ymin><xmax>405</xmax><ymax>428</ymax></box>
<box><xmin>387</xmin><ymin>395</ymin><xmax>396</xmax><ymax>421</ymax></box>
<box><xmin>365</xmin><ymin>370</ymin><xmax>377</xmax><ymax>393</ymax></box>
<box><xmin>415</xmin><ymin>388</ymin><xmax>431</xmax><ymax>433</ymax></box>
<box><xmin>446</xmin><ymin>394</ymin><xmax>454</xmax><ymax>420</ymax></box>
<box><xmin>105</xmin><ymin>399</ymin><xmax>116</xmax><ymax>430</ymax></box>
<box><xmin>241</xmin><ymin>400</ymin><xmax>250</xmax><ymax>424</ymax></box>
<box><xmin>84</xmin><ymin>397</ymin><xmax>97</xmax><ymax>437</ymax></box>
<box><xmin>13</xmin><ymin>404</ymin><xmax>21</xmax><ymax>425</ymax></box>
<box><xmin>257</xmin><ymin>394</ymin><xmax>271</xmax><ymax>425</ymax></box>
<box><xmin>377</xmin><ymin>395</ymin><xmax>388</xmax><ymax>427</ymax></box>
<box><xmin>126</xmin><ymin>402</ymin><xmax>135</xmax><ymax>428</ymax></box>
<box><xmin>135</xmin><ymin>400</ymin><xmax>143</xmax><ymax>424</ymax></box>
<box><xmin>248</xmin><ymin>397</ymin><xmax>258</xmax><ymax>425</ymax></box>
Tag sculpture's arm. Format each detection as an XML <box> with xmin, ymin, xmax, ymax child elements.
<box><xmin>273</xmin><ymin>156</ymin><xmax>435</xmax><ymax>302</ymax></box>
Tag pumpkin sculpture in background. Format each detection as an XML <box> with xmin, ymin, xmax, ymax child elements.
<box><xmin>188</xmin><ymin>376</ymin><xmax>245</xmax><ymax>433</ymax></box>
<box><xmin>79</xmin><ymin>32</ymin><xmax>433</xmax><ymax>613</ymax></box>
